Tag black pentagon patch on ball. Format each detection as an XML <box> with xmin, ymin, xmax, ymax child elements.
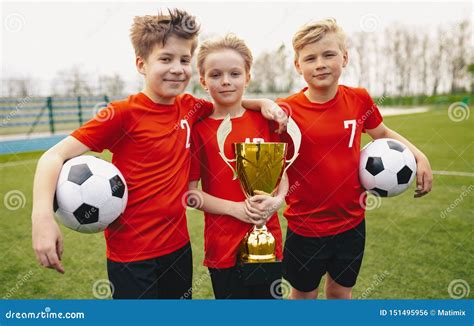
<box><xmin>110</xmin><ymin>175</ymin><xmax>125</xmax><ymax>198</ymax></box>
<box><xmin>53</xmin><ymin>193</ymin><xmax>59</xmax><ymax>212</ymax></box>
<box><xmin>370</xmin><ymin>187</ymin><xmax>388</xmax><ymax>197</ymax></box>
<box><xmin>68</xmin><ymin>163</ymin><xmax>93</xmax><ymax>185</ymax></box>
<box><xmin>366</xmin><ymin>157</ymin><xmax>384</xmax><ymax>176</ymax></box>
<box><xmin>73</xmin><ymin>203</ymin><xmax>99</xmax><ymax>224</ymax></box>
<box><xmin>397</xmin><ymin>165</ymin><xmax>413</xmax><ymax>184</ymax></box>
<box><xmin>387</xmin><ymin>140</ymin><xmax>405</xmax><ymax>153</ymax></box>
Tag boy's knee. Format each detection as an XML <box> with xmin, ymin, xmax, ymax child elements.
<box><xmin>325</xmin><ymin>278</ymin><xmax>352</xmax><ymax>299</ymax></box>
<box><xmin>289</xmin><ymin>287</ymin><xmax>318</xmax><ymax>300</ymax></box>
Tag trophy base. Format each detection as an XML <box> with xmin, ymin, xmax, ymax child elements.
<box><xmin>239</xmin><ymin>260</ymin><xmax>282</xmax><ymax>290</ymax></box>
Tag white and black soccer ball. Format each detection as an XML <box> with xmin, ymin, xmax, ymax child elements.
<box><xmin>54</xmin><ymin>155</ymin><xmax>128</xmax><ymax>233</ymax></box>
<box><xmin>359</xmin><ymin>138</ymin><xmax>417</xmax><ymax>197</ymax></box>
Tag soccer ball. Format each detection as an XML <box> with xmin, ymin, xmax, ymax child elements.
<box><xmin>54</xmin><ymin>155</ymin><xmax>128</xmax><ymax>233</ymax></box>
<box><xmin>359</xmin><ymin>138</ymin><xmax>417</xmax><ymax>197</ymax></box>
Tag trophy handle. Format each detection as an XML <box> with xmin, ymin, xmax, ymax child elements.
<box><xmin>217</xmin><ymin>114</ymin><xmax>238</xmax><ymax>180</ymax></box>
<box><xmin>283</xmin><ymin>117</ymin><xmax>301</xmax><ymax>175</ymax></box>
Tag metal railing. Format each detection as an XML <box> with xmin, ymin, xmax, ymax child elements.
<box><xmin>0</xmin><ymin>95</ymin><xmax>124</xmax><ymax>136</ymax></box>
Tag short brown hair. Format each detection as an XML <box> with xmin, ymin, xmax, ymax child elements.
<box><xmin>197</xmin><ymin>33</ymin><xmax>253</xmax><ymax>76</ymax></box>
<box><xmin>130</xmin><ymin>9</ymin><xmax>200</xmax><ymax>60</ymax></box>
<box><xmin>293</xmin><ymin>18</ymin><xmax>346</xmax><ymax>60</ymax></box>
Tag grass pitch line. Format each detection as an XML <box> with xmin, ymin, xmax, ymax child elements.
<box><xmin>0</xmin><ymin>159</ymin><xmax>38</xmax><ymax>168</ymax></box>
<box><xmin>433</xmin><ymin>170</ymin><xmax>474</xmax><ymax>177</ymax></box>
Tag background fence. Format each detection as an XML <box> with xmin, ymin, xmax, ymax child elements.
<box><xmin>0</xmin><ymin>93</ymin><xmax>472</xmax><ymax>137</ymax></box>
<box><xmin>0</xmin><ymin>95</ymin><xmax>125</xmax><ymax>136</ymax></box>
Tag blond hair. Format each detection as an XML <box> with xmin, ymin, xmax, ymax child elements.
<box><xmin>197</xmin><ymin>33</ymin><xmax>253</xmax><ymax>76</ymax></box>
<box><xmin>130</xmin><ymin>9</ymin><xmax>200</xmax><ymax>60</ymax></box>
<box><xmin>292</xmin><ymin>18</ymin><xmax>347</xmax><ymax>59</ymax></box>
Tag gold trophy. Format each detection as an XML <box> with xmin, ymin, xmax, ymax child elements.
<box><xmin>217</xmin><ymin>115</ymin><xmax>301</xmax><ymax>268</ymax></box>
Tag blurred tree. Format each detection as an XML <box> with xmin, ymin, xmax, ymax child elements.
<box><xmin>51</xmin><ymin>66</ymin><xmax>92</xmax><ymax>97</ymax></box>
<box><xmin>97</xmin><ymin>73</ymin><xmax>125</xmax><ymax>96</ymax></box>
<box><xmin>3</xmin><ymin>77</ymin><xmax>36</xmax><ymax>97</ymax></box>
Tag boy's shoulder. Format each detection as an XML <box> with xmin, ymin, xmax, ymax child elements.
<box><xmin>110</xmin><ymin>93</ymin><xmax>200</xmax><ymax>106</ymax></box>
<box><xmin>339</xmin><ymin>85</ymin><xmax>371</xmax><ymax>102</ymax></box>
<box><xmin>276</xmin><ymin>90</ymin><xmax>302</xmax><ymax>104</ymax></box>
<box><xmin>178</xmin><ymin>93</ymin><xmax>211</xmax><ymax>106</ymax></box>
<box><xmin>107</xmin><ymin>93</ymin><xmax>142</xmax><ymax>113</ymax></box>
<box><xmin>279</xmin><ymin>85</ymin><xmax>372</xmax><ymax>104</ymax></box>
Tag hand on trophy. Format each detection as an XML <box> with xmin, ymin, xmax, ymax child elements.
<box><xmin>246</xmin><ymin>191</ymin><xmax>284</xmax><ymax>227</ymax></box>
<box><xmin>230</xmin><ymin>201</ymin><xmax>267</xmax><ymax>226</ymax></box>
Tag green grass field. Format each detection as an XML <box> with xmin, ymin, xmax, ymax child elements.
<box><xmin>0</xmin><ymin>108</ymin><xmax>472</xmax><ymax>299</ymax></box>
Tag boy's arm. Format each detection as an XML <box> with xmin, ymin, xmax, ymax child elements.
<box><xmin>242</xmin><ymin>99</ymin><xmax>288</xmax><ymax>133</ymax></box>
<box><xmin>248</xmin><ymin>173</ymin><xmax>289</xmax><ymax>226</ymax></box>
<box><xmin>188</xmin><ymin>181</ymin><xmax>263</xmax><ymax>225</ymax></box>
<box><xmin>247</xmin><ymin>173</ymin><xmax>289</xmax><ymax>225</ymax></box>
<box><xmin>32</xmin><ymin>136</ymin><xmax>90</xmax><ymax>273</ymax></box>
<box><xmin>366</xmin><ymin>122</ymin><xmax>433</xmax><ymax>197</ymax></box>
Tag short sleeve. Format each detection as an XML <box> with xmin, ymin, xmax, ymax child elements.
<box><xmin>70</xmin><ymin>103</ymin><xmax>122</xmax><ymax>153</ymax></box>
<box><xmin>361</xmin><ymin>90</ymin><xmax>383</xmax><ymax>131</ymax></box>
<box><xmin>189</xmin><ymin>127</ymin><xmax>202</xmax><ymax>181</ymax></box>
<box><xmin>275</xmin><ymin>98</ymin><xmax>285</xmax><ymax>104</ymax></box>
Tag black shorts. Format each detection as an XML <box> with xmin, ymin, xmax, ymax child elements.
<box><xmin>209</xmin><ymin>263</ymin><xmax>282</xmax><ymax>299</ymax></box>
<box><xmin>283</xmin><ymin>220</ymin><xmax>365</xmax><ymax>292</ymax></box>
<box><xmin>107</xmin><ymin>242</ymin><xmax>193</xmax><ymax>299</ymax></box>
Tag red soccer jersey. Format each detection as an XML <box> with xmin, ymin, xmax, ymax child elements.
<box><xmin>277</xmin><ymin>85</ymin><xmax>383</xmax><ymax>237</ymax></box>
<box><xmin>71</xmin><ymin>92</ymin><xmax>213</xmax><ymax>262</ymax></box>
<box><xmin>190</xmin><ymin>110</ymin><xmax>283</xmax><ymax>269</ymax></box>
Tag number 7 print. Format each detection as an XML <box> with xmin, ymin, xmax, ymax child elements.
<box><xmin>344</xmin><ymin>119</ymin><xmax>356</xmax><ymax>148</ymax></box>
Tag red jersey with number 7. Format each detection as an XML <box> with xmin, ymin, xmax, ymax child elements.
<box><xmin>277</xmin><ymin>85</ymin><xmax>383</xmax><ymax>237</ymax></box>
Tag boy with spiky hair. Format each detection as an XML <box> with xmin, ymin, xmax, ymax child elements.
<box><xmin>31</xmin><ymin>9</ymin><xmax>286</xmax><ymax>299</ymax></box>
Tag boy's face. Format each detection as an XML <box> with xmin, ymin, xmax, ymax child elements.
<box><xmin>200</xmin><ymin>49</ymin><xmax>250</xmax><ymax>107</ymax></box>
<box><xmin>136</xmin><ymin>36</ymin><xmax>194</xmax><ymax>103</ymax></box>
<box><xmin>295</xmin><ymin>32</ymin><xmax>348</xmax><ymax>92</ymax></box>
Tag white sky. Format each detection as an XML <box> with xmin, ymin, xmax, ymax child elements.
<box><xmin>1</xmin><ymin>0</ymin><xmax>472</xmax><ymax>94</ymax></box>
